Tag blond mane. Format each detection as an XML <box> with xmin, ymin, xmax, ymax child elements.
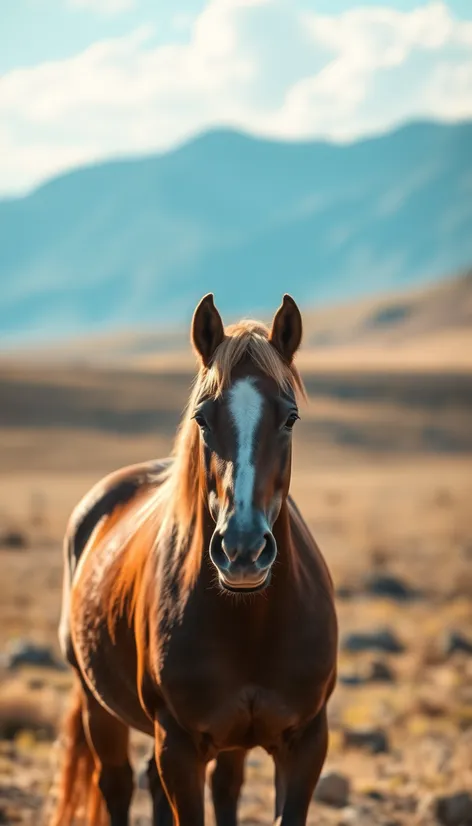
<box><xmin>151</xmin><ymin>319</ymin><xmax>305</xmax><ymax>561</ymax></box>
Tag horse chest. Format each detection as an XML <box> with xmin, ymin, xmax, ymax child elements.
<box><xmin>170</xmin><ymin>679</ymin><xmax>303</xmax><ymax>754</ymax></box>
<box><xmin>153</xmin><ymin>585</ymin><xmax>336</xmax><ymax>754</ymax></box>
<box><xmin>159</xmin><ymin>640</ymin><xmax>326</xmax><ymax>754</ymax></box>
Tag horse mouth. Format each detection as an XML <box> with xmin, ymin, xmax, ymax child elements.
<box><xmin>218</xmin><ymin>571</ymin><xmax>271</xmax><ymax>593</ymax></box>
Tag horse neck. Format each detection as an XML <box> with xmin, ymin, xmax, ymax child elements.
<box><xmin>272</xmin><ymin>500</ymin><xmax>302</xmax><ymax>586</ymax></box>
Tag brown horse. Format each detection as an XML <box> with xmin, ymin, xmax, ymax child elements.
<box><xmin>51</xmin><ymin>294</ymin><xmax>337</xmax><ymax>826</ymax></box>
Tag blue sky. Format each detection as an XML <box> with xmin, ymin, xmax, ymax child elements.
<box><xmin>2</xmin><ymin>0</ymin><xmax>471</xmax><ymax>72</ymax></box>
<box><xmin>1</xmin><ymin>0</ymin><xmax>472</xmax><ymax>194</ymax></box>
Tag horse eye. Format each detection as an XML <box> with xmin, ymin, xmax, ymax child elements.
<box><xmin>284</xmin><ymin>412</ymin><xmax>299</xmax><ymax>430</ymax></box>
<box><xmin>194</xmin><ymin>412</ymin><xmax>209</xmax><ymax>430</ymax></box>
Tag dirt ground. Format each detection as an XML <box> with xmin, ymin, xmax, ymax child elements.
<box><xmin>0</xmin><ymin>360</ymin><xmax>471</xmax><ymax>825</ymax></box>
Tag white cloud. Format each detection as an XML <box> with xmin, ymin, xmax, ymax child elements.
<box><xmin>1</xmin><ymin>0</ymin><xmax>471</xmax><ymax>194</ymax></box>
<box><xmin>69</xmin><ymin>0</ymin><xmax>137</xmax><ymax>13</ymax></box>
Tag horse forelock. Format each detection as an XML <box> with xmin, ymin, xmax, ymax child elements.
<box><xmin>202</xmin><ymin>320</ymin><xmax>305</xmax><ymax>398</ymax></box>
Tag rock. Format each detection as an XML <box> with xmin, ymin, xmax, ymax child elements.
<box><xmin>443</xmin><ymin>631</ymin><xmax>472</xmax><ymax>657</ymax></box>
<box><xmin>364</xmin><ymin>573</ymin><xmax>417</xmax><ymax>601</ymax></box>
<box><xmin>5</xmin><ymin>640</ymin><xmax>64</xmax><ymax>670</ymax></box>
<box><xmin>365</xmin><ymin>790</ymin><xmax>385</xmax><ymax>801</ymax></box>
<box><xmin>339</xmin><ymin>672</ymin><xmax>364</xmax><ymax>686</ymax></box>
<box><xmin>338</xmin><ymin>807</ymin><xmax>359</xmax><ymax>825</ymax></box>
<box><xmin>338</xmin><ymin>805</ymin><xmax>377</xmax><ymax>826</ymax></box>
<box><xmin>314</xmin><ymin>771</ymin><xmax>350</xmax><ymax>808</ymax></box>
<box><xmin>435</xmin><ymin>792</ymin><xmax>472</xmax><ymax>825</ymax></box>
<box><xmin>339</xmin><ymin>659</ymin><xmax>395</xmax><ymax>687</ymax></box>
<box><xmin>0</xmin><ymin>530</ymin><xmax>28</xmax><ymax>550</ymax></box>
<box><xmin>27</xmin><ymin>677</ymin><xmax>46</xmax><ymax>691</ymax></box>
<box><xmin>336</xmin><ymin>584</ymin><xmax>354</xmax><ymax>599</ymax></box>
<box><xmin>343</xmin><ymin>728</ymin><xmax>389</xmax><ymax>754</ymax></box>
<box><xmin>342</xmin><ymin>628</ymin><xmax>405</xmax><ymax>654</ymax></box>
<box><xmin>369</xmin><ymin>659</ymin><xmax>395</xmax><ymax>682</ymax></box>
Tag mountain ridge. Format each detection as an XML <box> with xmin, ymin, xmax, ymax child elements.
<box><xmin>1</xmin><ymin>119</ymin><xmax>471</xmax><ymax>342</ymax></box>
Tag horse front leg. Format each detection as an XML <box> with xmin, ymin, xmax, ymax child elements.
<box><xmin>154</xmin><ymin>712</ymin><xmax>206</xmax><ymax>826</ymax></box>
<box><xmin>274</xmin><ymin>707</ymin><xmax>328</xmax><ymax>826</ymax></box>
<box><xmin>210</xmin><ymin>749</ymin><xmax>246</xmax><ymax>826</ymax></box>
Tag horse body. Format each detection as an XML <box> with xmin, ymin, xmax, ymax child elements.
<box><xmin>52</xmin><ymin>295</ymin><xmax>337</xmax><ymax>826</ymax></box>
<box><xmin>64</xmin><ymin>462</ymin><xmax>335</xmax><ymax>753</ymax></box>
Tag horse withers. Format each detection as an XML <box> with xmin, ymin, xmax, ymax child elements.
<box><xmin>52</xmin><ymin>294</ymin><xmax>338</xmax><ymax>826</ymax></box>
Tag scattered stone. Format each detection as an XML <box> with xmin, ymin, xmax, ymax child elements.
<box><xmin>343</xmin><ymin>728</ymin><xmax>389</xmax><ymax>754</ymax></box>
<box><xmin>27</xmin><ymin>677</ymin><xmax>46</xmax><ymax>691</ymax></box>
<box><xmin>369</xmin><ymin>659</ymin><xmax>395</xmax><ymax>682</ymax></box>
<box><xmin>339</xmin><ymin>659</ymin><xmax>395</xmax><ymax>687</ymax></box>
<box><xmin>339</xmin><ymin>805</ymin><xmax>377</xmax><ymax>826</ymax></box>
<box><xmin>336</xmin><ymin>584</ymin><xmax>354</xmax><ymax>599</ymax></box>
<box><xmin>443</xmin><ymin>631</ymin><xmax>472</xmax><ymax>657</ymax></box>
<box><xmin>435</xmin><ymin>792</ymin><xmax>472</xmax><ymax>825</ymax></box>
<box><xmin>0</xmin><ymin>531</ymin><xmax>28</xmax><ymax>550</ymax></box>
<box><xmin>339</xmin><ymin>672</ymin><xmax>364</xmax><ymax>686</ymax></box>
<box><xmin>314</xmin><ymin>771</ymin><xmax>350</xmax><ymax>808</ymax></box>
<box><xmin>370</xmin><ymin>544</ymin><xmax>390</xmax><ymax>568</ymax></box>
<box><xmin>365</xmin><ymin>790</ymin><xmax>385</xmax><ymax>801</ymax></box>
<box><xmin>342</xmin><ymin>628</ymin><xmax>405</xmax><ymax>654</ymax></box>
<box><xmin>338</xmin><ymin>806</ymin><xmax>359</xmax><ymax>825</ymax></box>
<box><xmin>4</xmin><ymin>640</ymin><xmax>64</xmax><ymax>670</ymax></box>
<box><xmin>364</xmin><ymin>573</ymin><xmax>417</xmax><ymax>601</ymax></box>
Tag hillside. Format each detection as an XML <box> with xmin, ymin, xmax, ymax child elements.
<box><xmin>8</xmin><ymin>269</ymin><xmax>471</xmax><ymax>372</ymax></box>
<box><xmin>1</xmin><ymin>121</ymin><xmax>472</xmax><ymax>342</ymax></box>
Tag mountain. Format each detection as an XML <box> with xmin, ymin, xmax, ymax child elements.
<box><xmin>1</xmin><ymin>120</ymin><xmax>472</xmax><ymax>342</ymax></box>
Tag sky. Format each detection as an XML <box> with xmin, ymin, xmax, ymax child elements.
<box><xmin>1</xmin><ymin>0</ymin><xmax>472</xmax><ymax>195</ymax></box>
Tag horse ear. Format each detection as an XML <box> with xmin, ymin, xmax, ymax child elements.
<box><xmin>191</xmin><ymin>293</ymin><xmax>225</xmax><ymax>366</ymax></box>
<box><xmin>269</xmin><ymin>294</ymin><xmax>302</xmax><ymax>363</ymax></box>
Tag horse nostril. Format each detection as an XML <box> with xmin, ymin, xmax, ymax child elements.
<box><xmin>221</xmin><ymin>533</ymin><xmax>274</xmax><ymax>565</ymax></box>
<box><xmin>221</xmin><ymin>538</ymin><xmax>238</xmax><ymax>562</ymax></box>
<box><xmin>210</xmin><ymin>531</ymin><xmax>231</xmax><ymax>570</ymax></box>
<box><xmin>257</xmin><ymin>533</ymin><xmax>277</xmax><ymax>568</ymax></box>
<box><xmin>250</xmin><ymin>536</ymin><xmax>267</xmax><ymax>562</ymax></box>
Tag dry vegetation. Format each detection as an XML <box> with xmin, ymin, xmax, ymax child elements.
<box><xmin>1</xmin><ymin>281</ymin><xmax>472</xmax><ymax>825</ymax></box>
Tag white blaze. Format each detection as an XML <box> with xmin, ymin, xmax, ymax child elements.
<box><xmin>229</xmin><ymin>378</ymin><xmax>263</xmax><ymax>527</ymax></box>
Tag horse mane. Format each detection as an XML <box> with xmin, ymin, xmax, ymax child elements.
<box><xmin>152</xmin><ymin>320</ymin><xmax>306</xmax><ymax>565</ymax></box>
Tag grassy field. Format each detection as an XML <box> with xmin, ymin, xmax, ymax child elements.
<box><xmin>1</xmin><ymin>319</ymin><xmax>472</xmax><ymax>824</ymax></box>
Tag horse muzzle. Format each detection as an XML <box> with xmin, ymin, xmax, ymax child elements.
<box><xmin>209</xmin><ymin>528</ymin><xmax>277</xmax><ymax>592</ymax></box>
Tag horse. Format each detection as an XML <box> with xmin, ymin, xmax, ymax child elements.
<box><xmin>51</xmin><ymin>293</ymin><xmax>338</xmax><ymax>826</ymax></box>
